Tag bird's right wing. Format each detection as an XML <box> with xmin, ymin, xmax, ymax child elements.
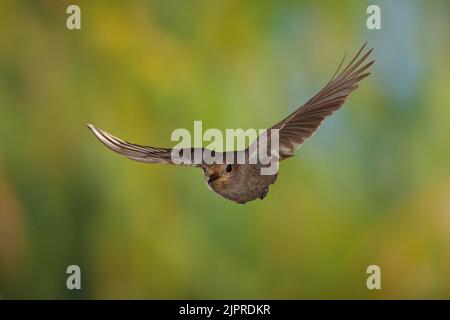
<box><xmin>87</xmin><ymin>124</ymin><xmax>204</xmax><ymax>167</ymax></box>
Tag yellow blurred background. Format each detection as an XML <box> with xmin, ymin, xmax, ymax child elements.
<box><xmin>1</xmin><ymin>0</ymin><xmax>449</xmax><ymax>299</ymax></box>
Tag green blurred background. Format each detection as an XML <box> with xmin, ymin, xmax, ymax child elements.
<box><xmin>1</xmin><ymin>0</ymin><xmax>449</xmax><ymax>299</ymax></box>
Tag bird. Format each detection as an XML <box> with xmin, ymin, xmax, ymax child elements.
<box><xmin>88</xmin><ymin>43</ymin><xmax>374</xmax><ymax>204</ymax></box>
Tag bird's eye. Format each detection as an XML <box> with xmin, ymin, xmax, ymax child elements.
<box><xmin>226</xmin><ymin>164</ymin><xmax>232</xmax><ymax>173</ymax></box>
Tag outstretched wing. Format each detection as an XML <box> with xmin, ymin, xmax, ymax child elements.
<box><xmin>87</xmin><ymin>124</ymin><xmax>203</xmax><ymax>167</ymax></box>
<box><xmin>249</xmin><ymin>43</ymin><xmax>374</xmax><ymax>161</ymax></box>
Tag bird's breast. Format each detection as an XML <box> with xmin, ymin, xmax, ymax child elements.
<box><xmin>207</xmin><ymin>165</ymin><xmax>277</xmax><ymax>203</ymax></box>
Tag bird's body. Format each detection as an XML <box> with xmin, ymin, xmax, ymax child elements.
<box><xmin>202</xmin><ymin>156</ymin><xmax>278</xmax><ymax>203</ymax></box>
<box><xmin>88</xmin><ymin>44</ymin><xmax>374</xmax><ymax>203</ymax></box>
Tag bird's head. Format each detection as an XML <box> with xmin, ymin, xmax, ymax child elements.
<box><xmin>202</xmin><ymin>163</ymin><xmax>234</xmax><ymax>186</ymax></box>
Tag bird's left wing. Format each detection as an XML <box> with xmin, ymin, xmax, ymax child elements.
<box><xmin>87</xmin><ymin>124</ymin><xmax>204</xmax><ymax>167</ymax></box>
<box><xmin>247</xmin><ymin>43</ymin><xmax>374</xmax><ymax>161</ymax></box>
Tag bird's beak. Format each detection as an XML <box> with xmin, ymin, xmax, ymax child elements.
<box><xmin>207</xmin><ymin>174</ymin><xmax>220</xmax><ymax>185</ymax></box>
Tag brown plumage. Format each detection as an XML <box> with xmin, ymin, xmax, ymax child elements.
<box><xmin>88</xmin><ymin>43</ymin><xmax>374</xmax><ymax>203</ymax></box>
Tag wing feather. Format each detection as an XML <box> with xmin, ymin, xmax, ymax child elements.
<box><xmin>249</xmin><ymin>43</ymin><xmax>374</xmax><ymax>160</ymax></box>
<box><xmin>87</xmin><ymin>124</ymin><xmax>203</xmax><ymax>167</ymax></box>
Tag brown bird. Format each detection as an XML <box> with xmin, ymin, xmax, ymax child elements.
<box><xmin>88</xmin><ymin>44</ymin><xmax>374</xmax><ymax>204</ymax></box>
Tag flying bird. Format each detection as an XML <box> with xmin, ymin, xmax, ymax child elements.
<box><xmin>88</xmin><ymin>44</ymin><xmax>374</xmax><ymax>204</ymax></box>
